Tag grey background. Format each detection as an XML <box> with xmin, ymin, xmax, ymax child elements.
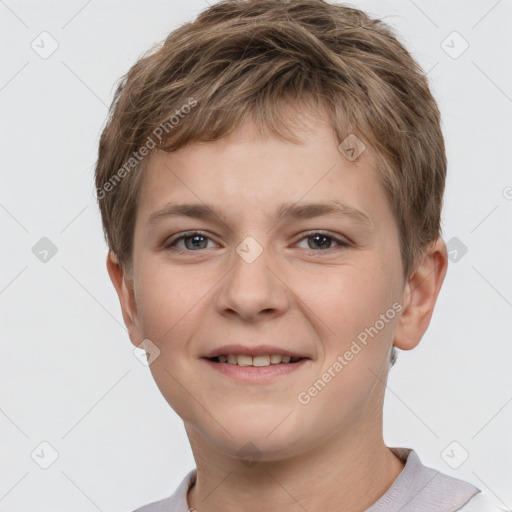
<box><xmin>1</xmin><ymin>0</ymin><xmax>511</xmax><ymax>510</ymax></box>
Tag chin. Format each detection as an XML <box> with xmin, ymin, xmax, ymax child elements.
<box><xmin>222</xmin><ymin>433</ymin><xmax>307</xmax><ymax>464</ymax></box>
<box><xmin>193</xmin><ymin>411</ymin><xmax>310</xmax><ymax>461</ymax></box>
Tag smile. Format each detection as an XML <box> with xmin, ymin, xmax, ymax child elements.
<box><xmin>203</xmin><ymin>356</ymin><xmax>309</xmax><ymax>383</ymax></box>
<box><xmin>208</xmin><ymin>354</ymin><xmax>304</xmax><ymax>366</ymax></box>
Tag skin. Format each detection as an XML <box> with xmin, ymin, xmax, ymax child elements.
<box><xmin>107</xmin><ymin>109</ymin><xmax>448</xmax><ymax>512</ymax></box>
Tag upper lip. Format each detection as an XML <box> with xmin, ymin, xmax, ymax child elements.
<box><xmin>203</xmin><ymin>344</ymin><xmax>310</xmax><ymax>359</ymax></box>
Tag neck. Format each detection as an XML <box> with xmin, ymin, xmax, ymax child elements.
<box><xmin>186</xmin><ymin>425</ymin><xmax>405</xmax><ymax>512</ymax></box>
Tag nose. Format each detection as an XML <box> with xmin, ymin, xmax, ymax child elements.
<box><xmin>213</xmin><ymin>240</ymin><xmax>290</xmax><ymax>322</ymax></box>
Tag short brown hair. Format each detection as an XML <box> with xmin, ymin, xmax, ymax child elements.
<box><xmin>94</xmin><ymin>0</ymin><xmax>446</xmax><ymax>283</ymax></box>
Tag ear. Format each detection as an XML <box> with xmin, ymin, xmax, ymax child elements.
<box><xmin>106</xmin><ymin>251</ymin><xmax>143</xmax><ymax>348</ymax></box>
<box><xmin>393</xmin><ymin>238</ymin><xmax>448</xmax><ymax>351</ymax></box>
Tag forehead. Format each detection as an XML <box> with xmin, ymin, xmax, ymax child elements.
<box><xmin>136</xmin><ymin>115</ymin><xmax>389</xmax><ymax>230</ymax></box>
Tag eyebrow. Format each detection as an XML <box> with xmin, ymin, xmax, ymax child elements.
<box><xmin>146</xmin><ymin>200</ymin><xmax>373</xmax><ymax>229</ymax></box>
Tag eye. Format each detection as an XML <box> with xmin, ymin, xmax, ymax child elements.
<box><xmin>165</xmin><ymin>231</ymin><xmax>217</xmax><ymax>251</ymax></box>
<box><xmin>295</xmin><ymin>231</ymin><xmax>349</xmax><ymax>251</ymax></box>
<box><xmin>164</xmin><ymin>230</ymin><xmax>350</xmax><ymax>253</ymax></box>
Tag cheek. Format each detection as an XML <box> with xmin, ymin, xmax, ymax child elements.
<box><xmin>134</xmin><ymin>264</ymin><xmax>207</xmax><ymax>420</ymax></box>
<box><xmin>135</xmin><ymin>261</ymin><xmax>204</xmax><ymax>337</ymax></box>
<box><xmin>295</xmin><ymin>270</ymin><xmax>396</xmax><ymax>429</ymax></box>
<box><xmin>296</xmin><ymin>263</ymin><xmax>395</xmax><ymax>349</ymax></box>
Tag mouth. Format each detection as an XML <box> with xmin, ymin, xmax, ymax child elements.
<box><xmin>201</xmin><ymin>344</ymin><xmax>311</xmax><ymax>381</ymax></box>
<box><xmin>207</xmin><ymin>354</ymin><xmax>306</xmax><ymax>367</ymax></box>
<box><xmin>202</xmin><ymin>348</ymin><xmax>311</xmax><ymax>382</ymax></box>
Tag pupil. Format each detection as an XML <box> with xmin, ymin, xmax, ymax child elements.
<box><xmin>186</xmin><ymin>236</ymin><xmax>207</xmax><ymax>250</ymax></box>
<box><xmin>310</xmin><ymin>235</ymin><xmax>330</xmax><ymax>249</ymax></box>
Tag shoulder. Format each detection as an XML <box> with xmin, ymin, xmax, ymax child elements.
<box><xmin>373</xmin><ymin>447</ymin><xmax>492</xmax><ymax>512</ymax></box>
<box><xmin>389</xmin><ymin>447</ymin><xmax>510</xmax><ymax>512</ymax></box>
<box><xmin>130</xmin><ymin>469</ymin><xmax>196</xmax><ymax>512</ymax></box>
<box><xmin>131</xmin><ymin>495</ymin><xmax>174</xmax><ymax>512</ymax></box>
<box><xmin>455</xmin><ymin>491</ymin><xmax>512</xmax><ymax>512</ymax></box>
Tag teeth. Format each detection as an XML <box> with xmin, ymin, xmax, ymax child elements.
<box><xmin>252</xmin><ymin>355</ymin><xmax>270</xmax><ymax>367</ymax></box>
<box><xmin>270</xmin><ymin>354</ymin><xmax>282</xmax><ymax>364</ymax></box>
<box><xmin>216</xmin><ymin>354</ymin><xmax>303</xmax><ymax>366</ymax></box>
<box><xmin>237</xmin><ymin>355</ymin><xmax>253</xmax><ymax>367</ymax></box>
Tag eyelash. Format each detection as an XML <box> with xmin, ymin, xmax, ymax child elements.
<box><xmin>164</xmin><ymin>230</ymin><xmax>350</xmax><ymax>254</ymax></box>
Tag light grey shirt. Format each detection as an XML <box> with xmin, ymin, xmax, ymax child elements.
<box><xmin>132</xmin><ymin>447</ymin><xmax>509</xmax><ymax>511</ymax></box>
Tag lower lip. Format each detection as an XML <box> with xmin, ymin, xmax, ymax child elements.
<box><xmin>202</xmin><ymin>358</ymin><xmax>309</xmax><ymax>382</ymax></box>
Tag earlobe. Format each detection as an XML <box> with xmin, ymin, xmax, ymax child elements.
<box><xmin>105</xmin><ymin>251</ymin><xmax>143</xmax><ymax>347</ymax></box>
<box><xmin>393</xmin><ymin>238</ymin><xmax>449</xmax><ymax>351</ymax></box>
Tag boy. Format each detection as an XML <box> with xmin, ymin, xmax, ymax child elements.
<box><xmin>94</xmin><ymin>0</ymin><xmax>506</xmax><ymax>510</ymax></box>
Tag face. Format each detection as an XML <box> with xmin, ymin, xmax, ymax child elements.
<box><xmin>112</xmin><ymin>112</ymin><xmax>415</xmax><ymax>462</ymax></box>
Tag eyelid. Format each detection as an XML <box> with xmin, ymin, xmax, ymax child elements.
<box><xmin>164</xmin><ymin>230</ymin><xmax>217</xmax><ymax>248</ymax></box>
<box><xmin>164</xmin><ymin>229</ymin><xmax>350</xmax><ymax>252</ymax></box>
<box><xmin>293</xmin><ymin>230</ymin><xmax>350</xmax><ymax>250</ymax></box>
<box><xmin>296</xmin><ymin>229</ymin><xmax>349</xmax><ymax>243</ymax></box>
